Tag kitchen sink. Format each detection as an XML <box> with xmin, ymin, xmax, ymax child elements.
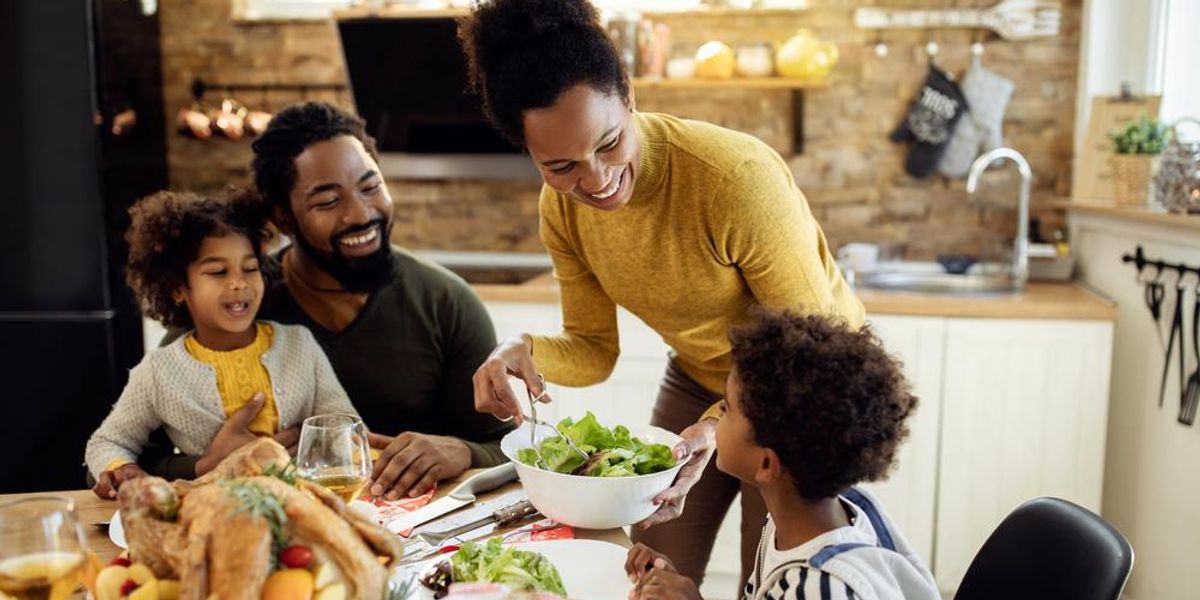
<box><xmin>413</xmin><ymin>250</ymin><xmax>554</xmax><ymax>285</ymax></box>
<box><xmin>857</xmin><ymin>271</ymin><xmax>1017</xmax><ymax>295</ymax></box>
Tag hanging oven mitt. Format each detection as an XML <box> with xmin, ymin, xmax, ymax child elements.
<box><xmin>890</xmin><ymin>64</ymin><xmax>968</xmax><ymax>178</ymax></box>
<box><xmin>939</xmin><ymin>55</ymin><xmax>1015</xmax><ymax>178</ymax></box>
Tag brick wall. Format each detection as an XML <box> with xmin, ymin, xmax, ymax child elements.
<box><xmin>160</xmin><ymin>0</ymin><xmax>1079</xmax><ymax>260</ymax></box>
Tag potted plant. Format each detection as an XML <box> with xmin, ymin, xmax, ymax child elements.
<box><xmin>1108</xmin><ymin>116</ymin><xmax>1167</xmax><ymax>205</ymax></box>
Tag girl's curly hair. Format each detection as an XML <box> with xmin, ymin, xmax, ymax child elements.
<box><xmin>124</xmin><ymin>188</ymin><xmax>269</xmax><ymax>329</ymax></box>
<box><xmin>729</xmin><ymin>311</ymin><xmax>918</xmax><ymax>500</ymax></box>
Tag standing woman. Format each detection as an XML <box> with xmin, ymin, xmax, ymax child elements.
<box><xmin>462</xmin><ymin>0</ymin><xmax>864</xmax><ymax>587</ymax></box>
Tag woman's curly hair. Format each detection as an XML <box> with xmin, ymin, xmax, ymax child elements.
<box><xmin>457</xmin><ymin>0</ymin><xmax>631</xmax><ymax>146</ymax></box>
<box><xmin>729</xmin><ymin>311</ymin><xmax>918</xmax><ymax>500</ymax></box>
<box><xmin>124</xmin><ymin>188</ymin><xmax>270</xmax><ymax>329</ymax></box>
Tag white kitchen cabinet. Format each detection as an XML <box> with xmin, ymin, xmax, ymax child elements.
<box><xmin>857</xmin><ymin>315</ymin><xmax>947</xmax><ymax>564</ymax></box>
<box><xmin>934</xmin><ymin>318</ymin><xmax>1113</xmax><ymax>592</ymax></box>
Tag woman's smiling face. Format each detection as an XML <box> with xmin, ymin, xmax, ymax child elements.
<box><xmin>522</xmin><ymin>84</ymin><xmax>641</xmax><ymax>212</ymax></box>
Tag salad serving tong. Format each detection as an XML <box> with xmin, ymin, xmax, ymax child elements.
<box><xmin>523</xmin><ymin>374</ymin><xmax>588</xmax><ymax>469</ymax></box>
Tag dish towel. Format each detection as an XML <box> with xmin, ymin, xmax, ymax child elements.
<box><xmin>891</xmin><ymin>65</ymin><xmax>969</xmax><ymax>178</ymax></box>
<box><xmin>938</xmin><ymin>56</ymin><xmax>1015</xmax><ymax>178</ymax></box>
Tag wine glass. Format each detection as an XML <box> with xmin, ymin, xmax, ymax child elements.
<box><xmin>0</xmin><ymin>497</ymin><xmax>91</xmax><ymax>600</ymax></box>
<box><xmin>297</xmin><ymin>414</ymin><xmax>372</xmax><ymax>503</ymax></box>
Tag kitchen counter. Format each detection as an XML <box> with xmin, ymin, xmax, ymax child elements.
<box><xmin>473</xmin><ymin>275</ymin><xmax>1117</xmax><ymax>320</ymax></box>
<box><xmin>1054</xmin><ymin>199</ymin><xmax>1200</xmax><ymax>234</ymax></box>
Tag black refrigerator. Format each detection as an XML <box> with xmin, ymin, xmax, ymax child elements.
<box><xmin>0</xmin><ymin>0</ymin><xmax>166</xmax><ymax>492</ymax></box>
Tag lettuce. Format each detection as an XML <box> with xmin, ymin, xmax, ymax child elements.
<box><xmin>450</xmin><ymin>538</ymin><xmax>567</xmax><ymax>595</ymax></box>
<box><xmin>518</xmin><ymin>412</ymin><xmax>677</xmax><ymax>477</ymax></box>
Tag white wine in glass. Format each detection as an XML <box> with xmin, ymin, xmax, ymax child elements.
<box><xmin>0</xmin><ymin>497</ymin><xmax>91</xmax><ymax>600</ymax></box>
<box><xmin>297</xmin><ymin>414</ymin><xmax>372</xmax><ymax>503</ymax></box>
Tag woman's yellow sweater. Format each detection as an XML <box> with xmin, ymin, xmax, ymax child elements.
<box><xmin>531</xmin><ymin>112</ymin><xmax>864</xmax><ymax>394</ymax></box>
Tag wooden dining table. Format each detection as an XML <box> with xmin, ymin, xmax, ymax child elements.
<box><xmin>0</xmin><ymin>469</ymin><xmax>632</xmax><ymax>564</ymax></box>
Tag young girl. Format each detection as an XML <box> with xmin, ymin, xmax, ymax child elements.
<box><xmin>86</xmin><ymin>189</ymin><xmax>358</xmax><ymax>498</ymax></box>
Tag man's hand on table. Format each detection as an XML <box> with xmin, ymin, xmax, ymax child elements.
<box><xmin>367</xmin><ymin>432</ymin><xmax>472</xmax><ymax>500</ymax></box>
<box><xmin>196</xmin><ymin>393</ymin><xmax>271</xmax><ymax>476</ymax></box>
<box><xmin>92</xmin><ymin>464</ymin><xmax>147</xmax><ymax>499</ymax></box>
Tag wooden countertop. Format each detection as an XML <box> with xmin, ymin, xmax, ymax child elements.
<box><xmin>474</xmin><ymin>275</ymin><xmax>1117</xmax><ymax>320</ymax></box>
<box><xmin>854</xmin><ymin>282</ymin><xmax>1115</xmax><ymax>320</ymax></box>
<box><xmin>0</xmin><ymin>470</ymin><xmax>629</xmax><ymax>565</ymax></box>
<box><xmin>1054</xmin><ymin>199</ymin><xmax>1200</xmax><ymax>233</ymax></box>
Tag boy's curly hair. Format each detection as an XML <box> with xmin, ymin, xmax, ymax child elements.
<box><xmin>251</xmin><ymin>101</ymin><xmax>378</xmax><ymax>211</ymax></box>
<box><xmin>125</xmin><ymin>189</ymin><xmax>269</xmax><ymax>329</ymax></box>
<box><xmin>457</xmin><ymin>0</ymin><xmax>631</xmax><ymax>145</ymax></box>
<box><xmin>729</xmin><ymin>311</ymin><xmax>918</xmax><ymax>500</ymax></box>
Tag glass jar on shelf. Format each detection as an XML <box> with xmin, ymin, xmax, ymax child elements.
<box><xmin>666</xmin><ymin>43</ymin><xmax>697</xmax><ymax>80</ymax></box>
<box><xmin>735</xmin><ymin>43</ymin><xmax>774</xmax><ymax>77</ymax></box>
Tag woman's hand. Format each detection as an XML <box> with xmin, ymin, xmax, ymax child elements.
<box><xmin>636</xmin><ymin>419</ymin><xmax>718</xmax><ymax>529</ymax></box>
<box><xmin>92</xmin><ymin>464</ymin><xmax>147</xmax><ymax>499</ymax></box>
<box><xmin>472</xmin><ymin>334</ymin><xmax>551</xmax><ymax>423</ymax></box>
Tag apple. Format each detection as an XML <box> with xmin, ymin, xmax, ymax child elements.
<box><xmin>127</xmin><ymin>579</ymin><xmax>158</xmax><ymax>600</ymax></box>
<box><xmin>314</xmin><ymin>583</ymin><xmax>346</xmax><ymax>600</ymax></box>
<box><xmin>94</xmin><ymin>565</ymin><xmax>130</xmax><ymax>600</ymax></box>
<box><xmin>127</xmin><ymin>564</ymin><xmax>156</xmax><ymax>585</ymax></box>
<box><xmin>157</xmin><ymin>580</ymin><xmax>180</xmax><ymax>600</ymax></box>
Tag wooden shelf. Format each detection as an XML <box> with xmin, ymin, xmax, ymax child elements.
<box><xmin>640</xmin><ymin>7</ymin><xmax>809</xmax><ymax>18</ymax></box>
<box><xmin>632</xmin><ymin>77</ymin><xmax>827</xmax><ymax>90</ymax></box>
<box><xmin>332</xmin><ymin>5</ymin><xmax>808</xmax><ymax>20</ymax></box>
<box><xmin>333</xmin><ymin>6</ymin><xmax>469</xmax><ymax>20</ymax></box>
<box><xmin>1053</xmin><ymin>199</ymin><xmax>1200</xmax><ymax>233</ymax></box>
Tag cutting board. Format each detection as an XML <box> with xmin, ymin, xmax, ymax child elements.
<box><xmin>1073</xmin><ymin>94</ymin><xmax>1161</xmax><ymax>200</ymax></box>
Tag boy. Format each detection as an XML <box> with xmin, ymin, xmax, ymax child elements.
<box><xmin>626</xmin><ymin>311</ymin><xmax>939</xmax><ymax>599</ymax></box>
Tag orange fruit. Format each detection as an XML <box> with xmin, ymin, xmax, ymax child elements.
<box><xmin>262</xmin><ymin>569</ymin><xmax>314</xmax><ymax>600</ymax></box>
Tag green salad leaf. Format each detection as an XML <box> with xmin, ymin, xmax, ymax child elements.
<box><xmin>450</xmin><ymin>537</ymin><xmax>567</xmax><ymax>595</ymax></box>
<box><xmin>517</xmin><ymin>412</ymin><xmax>677</xmax><ymax>477</ymax></box>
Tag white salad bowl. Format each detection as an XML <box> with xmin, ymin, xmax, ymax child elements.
<box><xmin>500</xmin><ymin>421</ymin><xmax>685</xmax><ymax>529</ymax></box>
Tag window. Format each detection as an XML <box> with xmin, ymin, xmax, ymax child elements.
<box><xmin>1155</xmin><ymin>0</ymin><xmax>1200</xmax><ymax>125</ymax></box>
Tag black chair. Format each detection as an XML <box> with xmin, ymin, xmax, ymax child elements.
<box><xmin>954</xmin><ymin>497</ymin><xmax>1133</xmax><ymax>600</ymax></box>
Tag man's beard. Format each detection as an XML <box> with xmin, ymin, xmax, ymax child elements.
<box><xmin>292</xmin><ymin>217</ymin><xmax>395</xmax><ymax>293</ymax></box>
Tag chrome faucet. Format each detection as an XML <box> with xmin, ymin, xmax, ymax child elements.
<box><xmin>966</xmin><ymin>148</ymin><xmax>1032</xmax><ymax>291</ymax></box>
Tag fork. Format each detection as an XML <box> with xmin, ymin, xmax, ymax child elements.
<box><xmin>399</xmin><ymin>500</ymin><xmax>540</xmax><ymax>565</ymax></box>
<box><xmin>524</xmin><ymin>374</ymin><xmax>587</xmax><ymax>469</ymax></box>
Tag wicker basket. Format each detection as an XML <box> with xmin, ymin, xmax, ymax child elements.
<box><xmin>1111</xmin><ymin>154</ymin><xmax>1157</xmax><ymax>205</ymax></box>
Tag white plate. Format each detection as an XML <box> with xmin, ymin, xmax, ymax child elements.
<box><xmin>108</xmin><ymin>511</ymin><xmax>126</xmax><ymax>549</ymax></box>
<box><xmin>511</xmin><ymin>540</ymin><xmax>631</xmax><ymax>600</ymax></box>
<box><xmin>349</xmin><ymin>499</ymin><xmax>381</xmax><ymax>522</ymax></box>
<box><xmin>415</xmin><ymin>539</ymin><xmax>632</xmax><ymax>600</ymax></box>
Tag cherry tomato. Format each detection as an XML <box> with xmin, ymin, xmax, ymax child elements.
<box><xmin>279</xmin><ymin>545</ymin><xmax>313</xmax><ymax>569</ymax></box>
